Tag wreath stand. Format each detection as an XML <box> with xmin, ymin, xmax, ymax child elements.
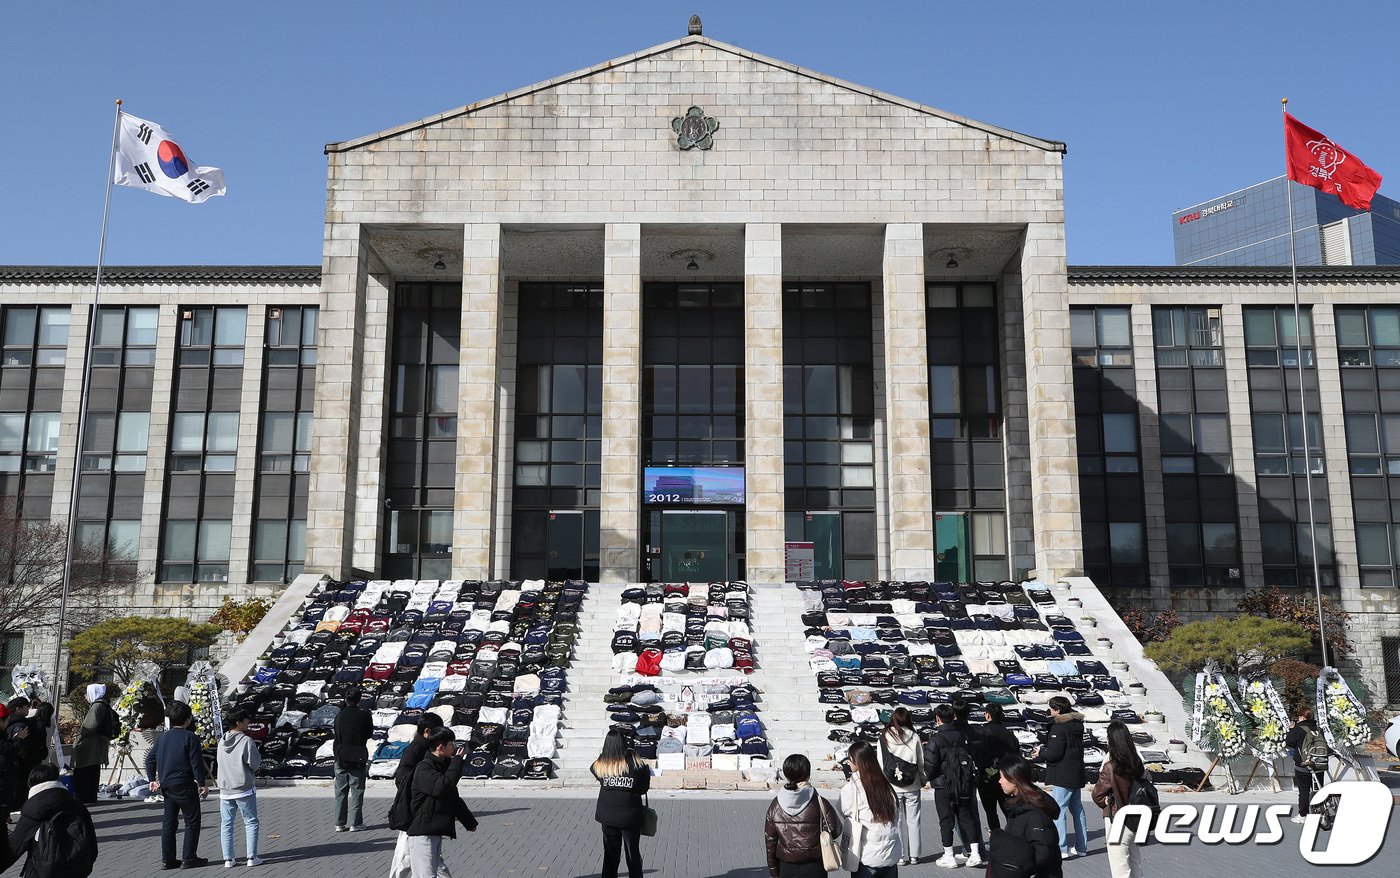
<box><xmin>1196</xmin><ymin>753</ymin><xmax>1240</xmax><ymax>793</ymax></box>
<box><xmin>104</xmin><ymin>743</ymin><xmax>146</xmax><ymax>786</ymax></box>
<box><xmin>1240</xmin><ymin>756</ymin><xmax>1282</xmax><ymax>793</ymax></box>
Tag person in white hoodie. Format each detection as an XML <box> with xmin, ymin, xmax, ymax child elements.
<box><xmin>840</xmin><ymin>741</ymin><xmax>902</xmax><ymax>877</ymax></box>
<box><xmin>877</xmin><ymin>708</ymin><xmax>925</xmax><ymax>867</ymax></box>
<box><xmin>217</xmin><ymin>708</ymin><xmax>264</xmax><ymax>867</ymax></box>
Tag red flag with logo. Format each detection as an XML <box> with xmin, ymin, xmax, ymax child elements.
<box><xmin>1285</xmin><ymin>113</ymin><xmax>1383</xmax><ymax>210</ymax></box>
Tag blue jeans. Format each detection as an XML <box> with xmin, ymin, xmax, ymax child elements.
<box><xmin>1050</xmin><ymin>785</ymin><xmax>1088</xmax><ymax>855</ymax></box>
<box><xmin>220</xmin><ymin>795</ymin><xmax>259</xmax><ymax>862</ymax></box>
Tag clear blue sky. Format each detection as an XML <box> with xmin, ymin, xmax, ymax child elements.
<box><xmin>3</xmin><ymin>0</ymin><xmax>1396</xmax><ymax>267</ymax></box>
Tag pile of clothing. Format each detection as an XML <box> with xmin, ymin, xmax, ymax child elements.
<box><xmin>609</xmin><ymin>581</ymin><xmax>755</xmax><ymax>675</ymax></box>
<box><xmin>800</xmin><ymin>580</ymin><xmax>1157</xmax><ymax>783</ymax></box>
<box><xmin>226</xmin><ymin>577</ymin><xmax>586</xmax><ymax>782</ymax></box>
<box><xmin>603</xmin><ymin>678</ymin><xmax>771</xmax><ymax>773</ymax></box>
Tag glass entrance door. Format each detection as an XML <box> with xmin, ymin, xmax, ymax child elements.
<box><xmin>804</xmin><ymin>512</ymin><xmax>842</xmax><ymax>581</ymax></box>
<box><xmin>546</xmin><ymin>510</ymin><xmax>584</xmax><ymax>581</ymax></box>
<box><xmin>935</xmin><ymin>511</ymin><xmax>969</xmax><ymax>583</ymax></box>
<box><xmin>659</xmin><ymin>510</ymin><xmax>728</xmax><ymax>582</ymax></box>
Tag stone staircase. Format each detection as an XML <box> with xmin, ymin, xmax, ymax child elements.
<box><xmin>555</xmin><ymin>580</ymin><xmax>628</xmax><ymax>783</ymax></box>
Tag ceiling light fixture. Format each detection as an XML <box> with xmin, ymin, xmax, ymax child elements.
<box><xmin>686</xmin><ymin>257</ymin><xmax>700</xmax><ymax>271</ymax></box>
<box><xmin>433</xmin><ymin>258</ymin><xmax>446</xmax><ymax>271</ymax></box>
<box><xmin>946</xmin><ymin>257</ymin><xmax>959</xmax><ymax>270</ymax></box>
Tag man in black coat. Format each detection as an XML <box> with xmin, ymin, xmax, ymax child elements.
<box><xmin>0</xmin><ymin>763</ymin><xmax>99</xmax><ymax>878</ymax></box>
<box><xmin>406</xmin><ymin>729</ymin><xmax>477</xmax><ymax>876</ymax></box>
<box><xmin>0</xmin><ymin>704</ymin><xmax>30</xmax><ymax>818</ymax></box>
<box><xmin>332</xmin><ymin>688</ymin><xmax>374</xmax><ymax>832</ymax></box>
<box><xmin>978</xmin><ymin>703</ymin><xmax>1021</xmax><ymax>831</ymax></box>
<box><xmin>145</xmin><ymin>701</ymin><xmax>208</xmax><ymax>870</ymax></box>
<box><xmin>922</xmin><ymin>703</ymin><xmax>984</xmax><ymax>868</ymax></box>
<box><xmin>388</xmin><ymin>714</ymin><xmax>446</xmax><ymax>878</ymax></box>
<box><xmin>1032</xmin><ymin>696</ymin><xmax>1087</xmax><ymax>859</ymax></box>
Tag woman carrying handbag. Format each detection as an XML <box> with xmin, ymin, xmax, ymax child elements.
<box><xmin>839</xmin><ymin>741</ymin><xmax>903</xmax><ymax>877</ymax></box>
<box><xmin>591</xmin><ymin>729</ymin><xmax>652</xmax><ymax>878</ymax></box>
<box><xmin>763</xmin><ymin>754</ymin><xmax>843</xmax><ymax>877</ymax></box>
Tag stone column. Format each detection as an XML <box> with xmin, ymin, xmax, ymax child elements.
<box><xmin>599</xmin><ymin>224</ymin><xmax>642</xmax><ymax>584</ymax></box>
<box><xmin>1221</xmin><ymin>304</ymin><xmax>1265</xmax><ymax>586</ymax></box>
<box><xmin>139</xmin><ymin>304</ymin><xmax>180</xmax><ymax>583</ymax></box>
<box><xmin>453</xmin><ymin>223</ymin><xmax>504</xmax><ymax>578</ymax></box>
<box><xmin>1312</xmin><ymin>304</ymin><xmax>1356</xmax><ymax>586</ymax></box>
<box><xmin>999</xmin><ymin>266</ymin><xmax>1035</xmax><ymax>578</ymax></box>
<box><xmin>491</xmin><ymin>281</ymin><xmax>520</xmax><ymax>577</ymax></box>
<box><xmin>1130</xmin><ymin>304</ymin><xmax>1169</xmax><ymax>597</ymax></box>
<box><xmin>870</xmin><ymin>285</ymin><xmax>891</xmax><ymax>581</ymax></box>
<box><xmin>881</xmin><ymin>224</ymin><xmax>936</xmax><ymax>578</ymax></box>
<box><xmin>48</xmin><ymin>303</ymin><xmax>91</xmax><ymax>524</ymax></box>
<box><xmin>1020</xmin><ymin>222</ymin><xmax>1082</xmax><ymax>580</ymax></box>
<box><xmin>306</xmin><ymin>223</ymin><xmax>370</xmax><ymax>577</ymax></box>
<box><xmin>351</xmin><ymin>263</ymin><xmax>392</xmax><ymax>575</ymax></box>
<box><xmin>227</xmin><ymin>310</ymin><xmax>266</xmax><ymax>586</ymax></box>
<box><xmin>744</xmin><ymin>223</ymin><xmax>785</xmax><ymax>582</ymax></box>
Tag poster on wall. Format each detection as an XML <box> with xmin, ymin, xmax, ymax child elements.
<box><xmin>643</xmin><ymin>466</ymin><xmax>745</xmax><ymax>505</ymax></box>
<box><xmin>785</xmin><ymin>542</ymin><xmax>815</xmax><ymax>580</ymax></box>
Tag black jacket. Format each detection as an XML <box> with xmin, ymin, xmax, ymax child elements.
<box><xmin>1039</xmin><ymin>713</ymin><xmax>1085</xmax><ymax>789</ymax></box>
<box><xmin>921</xmin><ymin>723</ymin><xmax>972</xmax><ymax>788</ymax></box>
<box><xmin>592</xmin><ymin>757</ymin><xmax>651</xmax><ymax>829</ymax></box>
<box><xmin>145</xmin><ymin>727</ymin><xmax>206</xmax><ymax>790</ymax></box>
<box><xmin>394</xmin><ymin>735</ymin><xmax>433</xmax><ymax>789</ymax></box>
<box><xmin>407</xmin><ymin>753</ymin><xmax>478</xmax><ymax>838</ymax></box>
<box><xmin>0</xmin><ymin>734</ymin><xmax>21</xmax><ymax>811</ymax></box>
<box><xmin>989</xmin><ymin>796</ymin><xmax>1062</xmax><ymax>878</ymax></box>
<box><xmin>332</xmin><ymin>705</ymin><xmax>374</xmax><ymax>769</ymax></box>
<box><xmin>980</xmin><ymin>721</ymin><xmax>1020</xmax><ymax>782</ymax></box>
<box><xmin>0</xmin><ymin>784</ymin><xmax>99</xmax><ymax>878</ymax></box>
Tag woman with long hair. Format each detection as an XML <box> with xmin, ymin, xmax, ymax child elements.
<box><xmin>839</xmin><ymin>740</ymin><xmax>902</xmax><ymax>876</ymax></box>
<box><xmin>591</xmin><ymin>729</ymin><xmax>651</xmax><ymax>878</ymax></box>
<box><xmin>1092</xmin><ymin>721</ymin><xmax>1146</xmax><ymax>878</ymax></box>
<box><xmin>877</xmin><ymin>707</ymin><xmax>925</xmax><ymax>866</ymax></box>
<box><xmin>988</xmin><ymin>756</ymin><xmax>1062</xmax><ymax>878</ymax></box>
<box><xmin>763</xmin><ymin>754</ymin><xmax>841</xmax><ymax>878</ymax></box>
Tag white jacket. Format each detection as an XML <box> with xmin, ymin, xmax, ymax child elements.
<box><xmin>877</xmin><ymin>728</ymin><xmax>926</xmax><ymax>793</ymax></box>
<box><xmin>840</xmin><ymin>772</ymin><xmax>903</xmax><ymax>868</ymax></box>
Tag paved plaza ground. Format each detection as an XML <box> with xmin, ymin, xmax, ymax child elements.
<box><xmin>31</xmin><ymin>785</ymin><xmax>1399</xmax><ymax>878</ymax></box>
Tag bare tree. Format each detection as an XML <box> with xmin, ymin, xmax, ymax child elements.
<box><xmin>0</xmin><ymin>499</ymin><xmax>139</xmax><ymax>642</ymax></box>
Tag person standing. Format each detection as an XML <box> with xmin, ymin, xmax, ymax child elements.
<box><xmin>1092</xmin><ymin>722</ymin><xmax>1146</xmax><ymax>878</ymax></box>
<box><xmin>0</xmin><ymin>705</ymin><xmax>31</xmax><ymax>819</ymax></box>
<box><xmin>763</xmin><ymin>753</ymin><xmax>841</xmax><ymax>878</ymax></box>
<box><xmin>145</xmin><ymin>701</ymin><xmax>209</xmax><ymax>870</ymax></box>
<box><xmin>988</xmin><ymin>756</ymin><xmax>1063</xmax><ymax>878</ymax></box>
<box><xmin>72</xmin><ymin>684</ymin><xmax>119</xmax><ymax>806</ymax></box>
<box><xmin>332</xmin><ymin>688</ymin><xmax>373</xmax><ymax>832</ymax></box>
<box><xmin>405</xmin><ymin>728</ymin><xmax>477</xmax><ymax>878</ymax></box>
<box><xmin>0</xmin><ymin>763</ymin><xmax>99</xmax><ymax>877</ymax></box>
<box><xmin>978</xmin><ymin>704</ymin><xmax>1020</xmax><ymax>832</ymax></box>
<box><xmin>1284</xmin><ymin>707</ymin><xmax>1328</xmax><ymax>824</ymax></box>
<box><xmin>839</xmin><ymin>740</ymin><xmax>902</xmax><ymax>877</ymax></box>
<box><xmin>922</xmin><ymin>704</ymin><xmax>984</xmax><ymax>868</ymax></box>
<box><xmin>1033</xmin><ymin>696</ymin><xmax>1087</xmax><ymax>860</ymax></box>
<box><xmin>216</xmin><ymin>708</ymin><xmax>263</xmax><ymax>867</ymax></box>
<box><xmin>591</xmin><ymin>728</ymin><xmax>651</xmax><ymax>878</ymax></box>
<box><xmin>877</xmin><ymin>708</ymin><xmax>924</xmax><ymax>866</ymax></box>
<box><xmin>388</xmin><ymin>714</ymin><xmax>446</xmax><ymax>878</ymax></box>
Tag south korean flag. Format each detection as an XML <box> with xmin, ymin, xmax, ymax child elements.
<box><xmin>114</xmin><ymin>112</ymin><xmax>226</xmax><ymax>204</ymax></box>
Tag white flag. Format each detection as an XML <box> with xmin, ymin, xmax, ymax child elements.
<box><xmin>113</xmin><ymin>113</ymin><xmax>226</xmax><ymax>204</ymax></box>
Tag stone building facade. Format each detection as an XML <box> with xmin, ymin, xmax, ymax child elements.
<box><xmin>1</xmin><ymin>31</ymin><xmax>1397</xmax><ymax>703</ymax></box>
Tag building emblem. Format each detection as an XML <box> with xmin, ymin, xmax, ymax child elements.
<box><xmin>1305</xmin><ymin>135</ymin><xmax>1346</xmax><ymax>182</ymax></box>
<box><xmin>671</xmin><ymin>106</ymin><xmax>719</xmax><ymax>150</ymax></box>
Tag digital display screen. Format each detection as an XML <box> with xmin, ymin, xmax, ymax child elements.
<box><xmin>642</xmin><ymin>466</ymin><xmax>745</xmax><ymax>505</ymax></box>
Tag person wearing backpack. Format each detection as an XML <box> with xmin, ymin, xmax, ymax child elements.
<box><xmin>146</xmin><ymin>701</ymin><xmax>209</xmax><ymax>870</ymax></box>
<box><xmin>979</xmin><ymin>704</ymin><xmax>1020</xmax><ymax>832</ymax></box>
<box><xmin>763</xmin><ymin>753</ymin><xmax>842</xmax><ymax>878</ymax></box>
<box><xmin>988</xmin><ymin>757</ymin><xmax>1062</xmax><ymax>878</ymax></box>
<box><xmin>216</xmin><ymin>708</ymin><xmax>263</xmax><ymax>868</ymax></box>
<box><xmin>332</xmin><ymin>688</ymin><xmax>374</xmax><ymax>832</ymax></box>
<box><xmin>922</xmin><ymin>704</ymin><xmax>984</xmax><ymax>868</ymax></box>
<box><xmin>388</xmin><ymin>714</ymin><xmax>446</xmax><ymax>878</ymax></box>
<box><xmin>1285</xmin><ymin>707</ymin><xmax>1329</xmax><ymax>824</ymax></box>
<box><xmin>591</xmin><ymin>729</ymin><xmax>651</xmax><ymax>878</ymax></box>
<box><xmin>0</xmin><ymin>763</ymin><xmax>98</xmax><ymax>878</ymax></box>
<box><xmin>1091</xmin><ymin>721</ymin><xmax>1146</xmax><ymax>878</ymax></box>
<box><xmin>877</xmin><ymin>708</ymin><xmax>924</xmax><ymax>866</ymax></box>
<box><xmin>840</xmin><ymin>741</ymin><xmax>902</xmax><ymax>876</ymax></box>
<box><xmin>1031</xmin><ymin>696</ymin><xmax>1087</xmax><ymax>860</ymax></box>
<box><xmin>71</xmin><ymin>684</ymin><xmax>118</xmax><ymax>806</ymax></box>
<box><xmin>406</xmin><ymin>728</ymin><xmax>478</xmax><ymax>877</ymax></box>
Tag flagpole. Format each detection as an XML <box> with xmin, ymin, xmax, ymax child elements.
<box><xmin>1282</xmin><ymin>97</ymin><xmax>1330</xmax><ymax>669</ymax></box>
<box><xmin>51</xmin><ymin>98</ymin><xmax>123</xmax><ymax>713</ymax></box>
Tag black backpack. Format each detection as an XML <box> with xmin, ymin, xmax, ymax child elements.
<box><xmin>879</xmin><ymin>736</ymin><xmax>920</xmax><ymax>787</ymax></box>
<box><xmin>936</xmin><ymin>733</ymin><xmax>979</xmax><ymax>800</ymax></box>
<box><xmin>1123</xmin><ymin>775</ymin><xmax>1161</xmax><ymax>833</ymax></box>
<box><xmin>32</xmin><ymin>810</ymin><xmax>96</xmax><ymax>878</ymax></box>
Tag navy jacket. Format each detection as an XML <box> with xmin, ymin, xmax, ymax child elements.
<box><xmin>145</xmin><ymin>726</ymin><xmax>207</xmax><ymax>789</ymax></box>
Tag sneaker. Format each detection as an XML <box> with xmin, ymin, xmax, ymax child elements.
<box><xmin>1061</xmin><ymin>849</ymin><xmax>1080</xmax><ymax>860</ymax></box>
<box><xmin>348</xmin><ymin>825</ymin><xmax>363</xmax><ymax>832</ymax></box>
<box><xmin>334</xmin><ymin>825</ymin><xmax>348</xmax><ymax>833</ymax></box>
<box><xmin>182</xmin><ymin>858</ymin><xmax>211</xmax><ymax>869</ymax></box>
<box><xmin>162</xmin><ymin>864</ymin><xmax>181</xmax><ymax>872</ymax></box>
<box><xmin>965</xmin><ymin>849</ymin><xmax>985</xmax><ymax>868</ymax></box>
<box><xmin>247</xmin><ymin>858</ymin><xmax>264</xmax><ymax>867</ymax></box>
<box><xmin>898</xmin><ymin>859</ymin><xmax>911</xmax><ymax>866</ymax></box>
<box><xmin>1290</xmin><ymin>815</ymin><xmax>1306</xmax><ymax>824</ymax></box>
<box><xmin>935</xmin><ymin>851</ymin><xmax>960</xmax><ymax>868</ymax></box>
<box><xmin>225</xmin><ymin>862</ymin><xmax>236</xmax><ymax>870</ymax></box>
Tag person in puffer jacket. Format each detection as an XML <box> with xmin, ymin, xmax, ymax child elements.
<box><xmin>876</xmin><ymin>708</ymin><xmax>925</xmax><ymax>866</ymax></box>
<box><xmin>763</xmin><ymin>754</ymin><xmax>840</xmax><ymax>878</ymax></box>
<box><xmin>216</xmin><ymin>708</ymin><xmax>263</xmax><ymax>867</ymax></box>
<box><xmin>839</xmin><ymin>741</ymin><xmax>902</xmax><ymax>877</ymax></box>
<box><xmin>988</xmin><ymin>756</ymin><xmax>1062</xmax><ymax>878</ymax></box>
<box><xmin>1031</xmin><ymin>696</ymin><xmax>1087</xmax><ymax>859</ymax></box>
